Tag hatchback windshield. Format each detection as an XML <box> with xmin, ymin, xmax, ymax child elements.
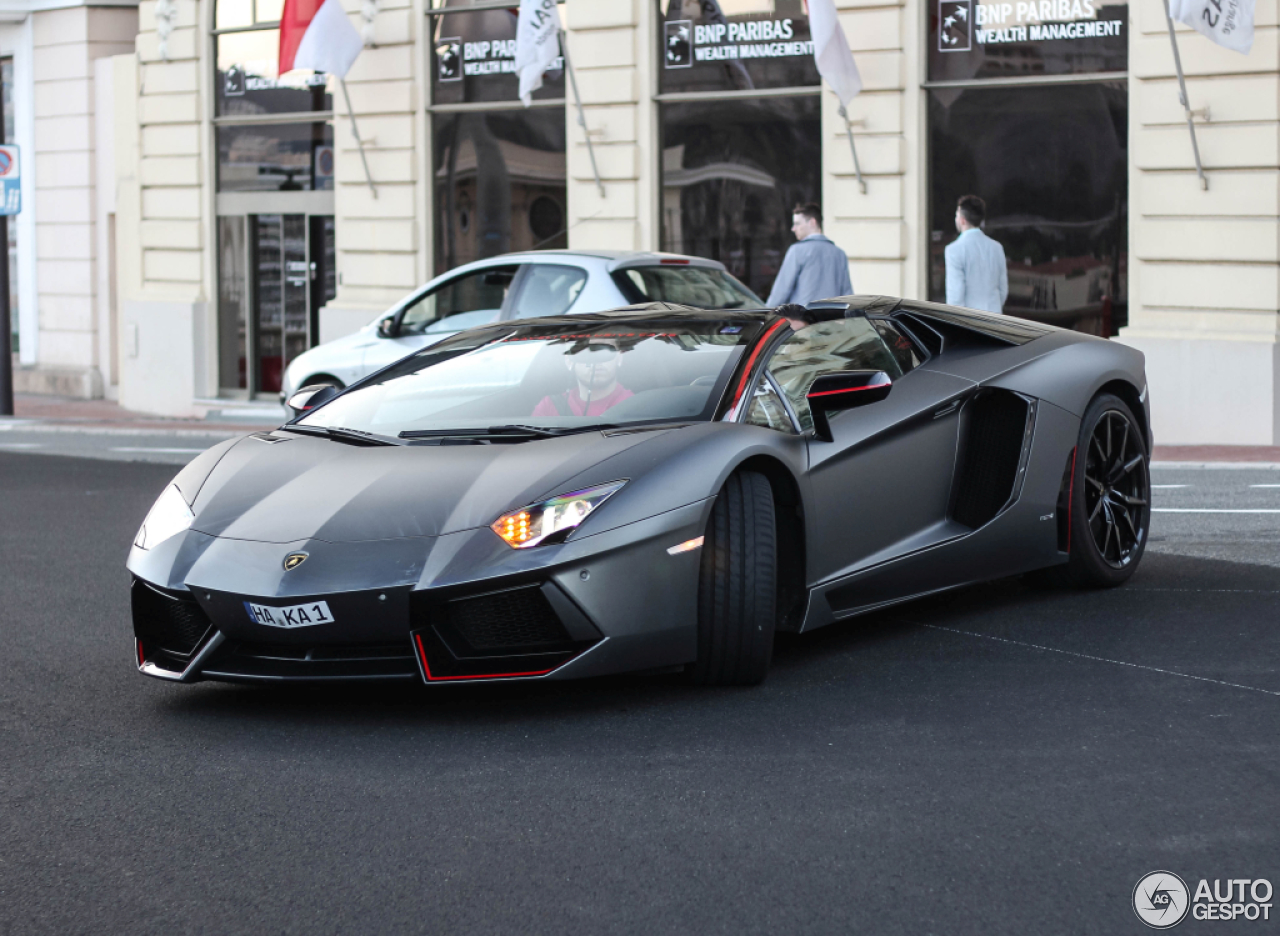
<box><xmin>299</xmin><ymin>318</ymin><xmax>764</xmax><ymax>437</ymax></box>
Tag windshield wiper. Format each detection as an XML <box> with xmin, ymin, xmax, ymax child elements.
<box><xmin>399</xmin><ymin>423</ymin><xmax>619</xmax><ymax>441</ymax></box>
<box><xmin>280</xmin><ymin>424</ymin><xmax>401</xmax><ymax>446</ymax></box>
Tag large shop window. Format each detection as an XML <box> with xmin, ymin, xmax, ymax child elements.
<box><xmin>214</xmin><ymin>0</ymin><xmax>336</xmax><ymax>396</ymax></box>
<box><xmin>429</xmin><ymin>2</ymin><xmax>567</xmax><ymax>275</ymax></box>
<box><xmin>657</xmin><ymin>0</ymin><xmax>820</xmax><ymax>301</ymax></box>
<box><xmin>926</xmin><ymin>2</ymin><xmax>1127</xmax><ymax>335</ymax></box>
<box><xmin>660</xmin><ymin>97</ymin><xmax>820</xmax><ymax>300</ymax></box>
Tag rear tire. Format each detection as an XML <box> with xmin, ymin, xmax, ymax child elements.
<box><xmin>689</xmin><ymin>471</ymin><xmax>777</xmax><ymax>686</ymax></box>
<box><xmin>1040</xmin><ymin>392</ymin><xmax>1150</xmax><ymax>588</ymax></box>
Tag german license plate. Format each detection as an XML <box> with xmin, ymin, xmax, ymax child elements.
<box><xmin>244</xmin><ymin>600</ymin><xmax>334</xmax><ymax>629</ymax></box>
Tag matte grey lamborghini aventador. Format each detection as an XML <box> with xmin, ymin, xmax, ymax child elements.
<box><xmin>128</xmin><ymin>296</ymin><xmax>1152</xmax><ymax>687</ymax></box>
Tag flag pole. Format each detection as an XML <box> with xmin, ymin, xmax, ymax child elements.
<box><xmin>558</xmin><ymin>29</ymin><xmax>605</xmax><ymax>199</ymax></box>
<box><xmin>838</xmin><ymin>105</ymin><xmax>866</xmax><ymax>195</ymax></box>
<box><xmin>1162</xmin><ymin>0</ymin><xmax>1208</xmax><ymax>191</ymax></box>
<box><xmin>340</xmin><ymin>78</ymin><xmax>378</xmax><ymax>199</ymax></box>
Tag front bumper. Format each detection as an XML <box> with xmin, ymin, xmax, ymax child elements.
<box><xmin>129</xmin><ymin>500</ymin><xmax>711</xmax><ymax>685</ymax></box>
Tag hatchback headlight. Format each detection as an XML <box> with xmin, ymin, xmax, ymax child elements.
<box><xmin>134</xmin><ymin>484</ymin><xmax>195</xmax><ymax>550</ymax></box>
<box><xmin>491</xmin><ymin>481</ymin><xmax>626</xmax><ymax>548</ymax></box>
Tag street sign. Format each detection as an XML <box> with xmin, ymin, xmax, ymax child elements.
<box><xmin>0</xmin><ymin>145</ymin><xmax>20</xmax><ymax>215</ymax></box>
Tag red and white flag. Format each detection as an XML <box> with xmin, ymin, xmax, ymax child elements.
<box><xmin>279</xmin><ymin>0</ymin><xmax>363</xmax><ymax>78</ymax></box>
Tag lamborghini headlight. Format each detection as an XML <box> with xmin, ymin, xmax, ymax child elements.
<box><xmin>134</xmin><ymin>484</ymin><xmax>195</xmax><ymax>550</ymax></box>
<box><xmin>491</xmin><ymin>481</ymin><xmax>626</xmax><ymax>549</ymax></box>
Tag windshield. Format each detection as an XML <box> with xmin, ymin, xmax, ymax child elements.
<box><xmin>611</xmin><ymin>266</ymin><xmax>762</xmax><ymax>310</ymax></box>
<box><xmin>299</xmin><ymin>318</ymin><xmax>764</xmax><ymax>436</ymax></box>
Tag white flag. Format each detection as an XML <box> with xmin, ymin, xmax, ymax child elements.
<box><xmin>1168</xmin><ymin>0</ymin><xmax>1255</xmax><ymax>54</ymax></box>
<box><xmin>515</xmin><ymin>0</ymin><xmax>563</xmax><ymax>107</ymax></box>
<box><xmin>806</xmin><ymin>0</ymin><xmax>862</xmax><ymax>112</ymax></box>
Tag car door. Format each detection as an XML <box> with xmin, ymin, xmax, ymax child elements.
<box><xmin>362</xmin><ymin>264</ymin><xmax>520</xmax><ymax>375</ymax></box>
<box><xmin>762</xmin><ymin>316</ymin><xmax>975</xmax><ymax>584</ymax></box>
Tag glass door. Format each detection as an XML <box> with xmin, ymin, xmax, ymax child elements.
<box><xmin>216</xmin><ymin>212</ymin><xmax>336</xmax><ymax>397</ymax></box>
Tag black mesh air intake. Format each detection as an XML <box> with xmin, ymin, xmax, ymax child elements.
<box><xmin>410</xmin><ymin>583</ymin><xmax>598</xmax><ymax>681</ymax></box>
<box><xmin>952</xmin><ymin>390</ymin><xmax>1030</xmax><ymax>529</ymax></box>
<box><xmin>447</xmin><ymin>587</ymin><xmax>573</xmax><ymax>652</ymax></box>
<box><xmin>132</xmin><ymin>579</ymin><xmax>214</xmax><ymax>670</ymax></box>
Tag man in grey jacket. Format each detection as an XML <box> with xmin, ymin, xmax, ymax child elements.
<box><xmin>766</xmin><ymin>203</ymin><xmax>853</xmax><ymax>306</ymax></box>
<box><xmin>944</xmin><ymin>194</ymin><xmax>1008</xmax><ymax>314</ymax></box>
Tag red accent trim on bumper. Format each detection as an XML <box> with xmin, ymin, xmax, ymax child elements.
<box><xmin>413</xmin><ymin>633</ymin><xmax>559</xmax><ymax>682</ymax></box>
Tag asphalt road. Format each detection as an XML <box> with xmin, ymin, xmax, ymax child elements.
<box><xmin>1</xmin><ymin>451</ymin><xmax>1277</xmax><ymax>935</ymax></box>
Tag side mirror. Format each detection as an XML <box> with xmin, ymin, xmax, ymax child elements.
<box><xmin>806</xmin><ymin>370</ymin><xmax>892</xmax><ymax>442</ymax></box>
<box><xmin>376</xmin><ymin>315</ymin><xmax>398</xmax><ymax>339</ymax></box>
<box><xmin>286</xmin><ymin>383</ymin><xmax>340</xmax><ymax>417</ymax></box>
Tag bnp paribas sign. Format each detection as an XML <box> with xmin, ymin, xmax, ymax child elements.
<box><xmin>930</xmin><ymin>0</ymin><xmax>1127</xmax><ymax>81</ymax></box>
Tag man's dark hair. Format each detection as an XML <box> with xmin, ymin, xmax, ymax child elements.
<box><xmin>793</xmin><ymin>202</ymin><xmax>822</xmax><ymax>228</ymax></box>
<box><xmin>957</xmin><ymin>194</ymin><xmax>985</xmax><ymax>228</ymax></box>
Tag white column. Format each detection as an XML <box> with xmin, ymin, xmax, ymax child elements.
<box><xmin>1118</xmin><ymin>0</ymin><xmax>1280</xmax><ymax>445</ymax></box>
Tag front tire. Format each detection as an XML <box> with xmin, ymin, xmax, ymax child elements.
<box><xmin>1054</xmin><ymin>392</ymin><xmax>1151</xmax><ymax>588</ymax></box>
<box><xmin>689</xmin><ymin>471</ymin><xmax>777</xmax><ymax>686</ymax></box>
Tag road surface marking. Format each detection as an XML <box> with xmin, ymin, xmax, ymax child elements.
<box><xmin>1250</xmin><ymin>484</ymin><xmax>1280</xmax><ymax>488</ymax></box>
<box><xmin>0</xmin><ymin>442</ymin><xmax>42</xmax><ymax>448</ymax></box>
<box><xmin>1153</xmin><ymin>508</ymin><xmax>1280</xmax><ymax>514</ymax></box>
<box><xmin>1151</xmin><ymin>484</ymin><xmax>1188</xmax><ymax>489</ymax></box>
<box><xmin>110</xmin><ymin>447</ymin><xmax>206</xmax><ymax>454</ymax></box>
<box><xmin>920</xmin><ymin>623</ymin><xmax>1280</xmax><ymax>698</ymax></box>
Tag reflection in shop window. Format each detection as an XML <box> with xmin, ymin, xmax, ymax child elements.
<box><xmin>928</xmin><ymin>82</ymin><xmax>1127</xmax><ymax>335</ymax></box>
<box><xmin>216</xmin><ymin>30</ymin><xmax>331</xmax><ymax>117</ymax></box>
<box><xmin>657</xmin><ymin>0</ymin><xmax>819</xmax><ymax>94</ymax></box>
<box><xmin>660</xmin><ymin>96</ymin><xmax>820</xmax><ymax>301</ymax></box>
<box><xmin>434</xmin><ymin>109</ymin><xmax>567</xmax><ymax>272</ymax></box>
<box><xmin>217</xmin><ymin>122</ymin><xmax>334</xmax><ymax>192</ymax></box>
<box><xmin>429</xmin><ymin>3</ymin><xmax>565</xmax><ymax>106</ymax></box>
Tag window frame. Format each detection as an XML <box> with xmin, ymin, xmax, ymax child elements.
<box><xmin>737</xmin><ymin>313</ymin><xmax>908</xmax><ymax>434</ymax></box>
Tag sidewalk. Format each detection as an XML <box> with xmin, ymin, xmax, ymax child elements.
<box><xmin>3</xmin><ymin>394</ymin><xmax>284</xmax><ymax>436</ymax></box>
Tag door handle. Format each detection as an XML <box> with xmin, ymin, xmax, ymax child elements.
<box><xmin>932</xmin><ymin>399</ymin><xmax>961</xmax><ymax>419</ymax></box>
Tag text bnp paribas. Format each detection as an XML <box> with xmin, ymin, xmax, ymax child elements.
<box><xmin>973</xmin><ymin>0</ymin><xmax>1123</xmax><ymax>44</ymax></box>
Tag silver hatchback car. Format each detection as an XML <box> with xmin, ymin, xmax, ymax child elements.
<box><xmin>281</xmin><ymin>249</ymin><xmax>762</xmax><ymax>399</ymax></box>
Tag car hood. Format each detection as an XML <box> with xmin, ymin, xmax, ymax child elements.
<box><xmin>188</xmin><ymin>430</ymin><xmax>667</xmax><ymax>544</ymax></box>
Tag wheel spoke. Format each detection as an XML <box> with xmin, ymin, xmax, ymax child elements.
<box><xmin>1089</xmin><ymin>494</ymin><xmax>1106</xmax><ymax>522</ymax></box>
<box><xmin>1119</xmin><ymin>492</ymin><xmax>1147</xmax><ymax>507</ymax></box>
<box><xmin>1101</xmin><ymin>511</ymin><xmax>1114</xmax><ymax>558</ymax></box>
<box><xmin>1090</xmin><ymin>433</ymin><xmax>1107</xmax><ymax>465</ymax></box>
<box><xmin>1118</xmin><ymin>503</ymin><xmax>1139</xmax><ymax>545</ymax></box>
<box><xmin>1117</xmin><ymin>419</ymin><xmax>1129</xmax><ymax>471</ymax></box>
<box><xmin>1104</xmin><ymin>412</ymin><xmax>1112</xmax><ymax>461</ymax></box>
<box><xmin>1085</xmin><ymin>473</ymin><xmax>1106</xmax><ymax>492</ymax></box>
<box><xmin>1121</xmin><ymin>453</ymin><xmax>1145</xmax><ymax>476</ymax></box>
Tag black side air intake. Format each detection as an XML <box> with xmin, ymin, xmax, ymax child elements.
<box><xmin>131</xmin><ymin>579</ymin><xmax>215</xmax><ymax>672</ymax></box>
<box><xmin>952</xmin><ymin>390</ymin><xmax>1033</xmax><ymax>529</ymax></box>
<box><xmin>410</xmin><ymin>583</ymin><xmax>600</xmax><ymax>681</ymax></box>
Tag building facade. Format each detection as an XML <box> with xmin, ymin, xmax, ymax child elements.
<box><xmin>2</xmin><ymin>0</ymin><xmax>138</xmax><ymax>399</ymax></box>
<box><xmin>98</xmin><ymin>0</ymin><xmax>1279</xmax><ymax>444</ymax></box>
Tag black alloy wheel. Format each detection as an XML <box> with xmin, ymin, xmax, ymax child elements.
<box><xmin>1045</xmin><ymin>392</ymin><xmax>1150</xmax><ymax>588</ymax></box>
<box><xmin>1083</xmin><ymin>404</ymin><xmax>1149</xmax><ymax>569</ymax></box>
<box><xmin>688</xmin><ymin>470</ymin><xmax>778</xmax><ymax>686</ymax></box>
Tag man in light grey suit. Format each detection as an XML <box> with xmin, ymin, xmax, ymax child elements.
<box><xmin>944</xmin><ymin>194</ymin><xmax>1008</xmax><ymax>315</ymax></box>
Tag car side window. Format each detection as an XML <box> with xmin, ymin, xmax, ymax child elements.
<box><xmin>766</xmin><ymin>317</ymin><xmax>903</xmax><ymax>432</ymax></box>
<box><xmin>399</xmin><ymin>266</ymin><xmax>518</xmax><ymax>336</ymax></box>
<box><xmin>509</xmin><ymin>264</ymin><xmax>588</xmax><ymax>319</ymax></box>
<box><xmin>870</xmin><ymin>318</ymin><xmax>923</xmax><ymax>374</ymax></box>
